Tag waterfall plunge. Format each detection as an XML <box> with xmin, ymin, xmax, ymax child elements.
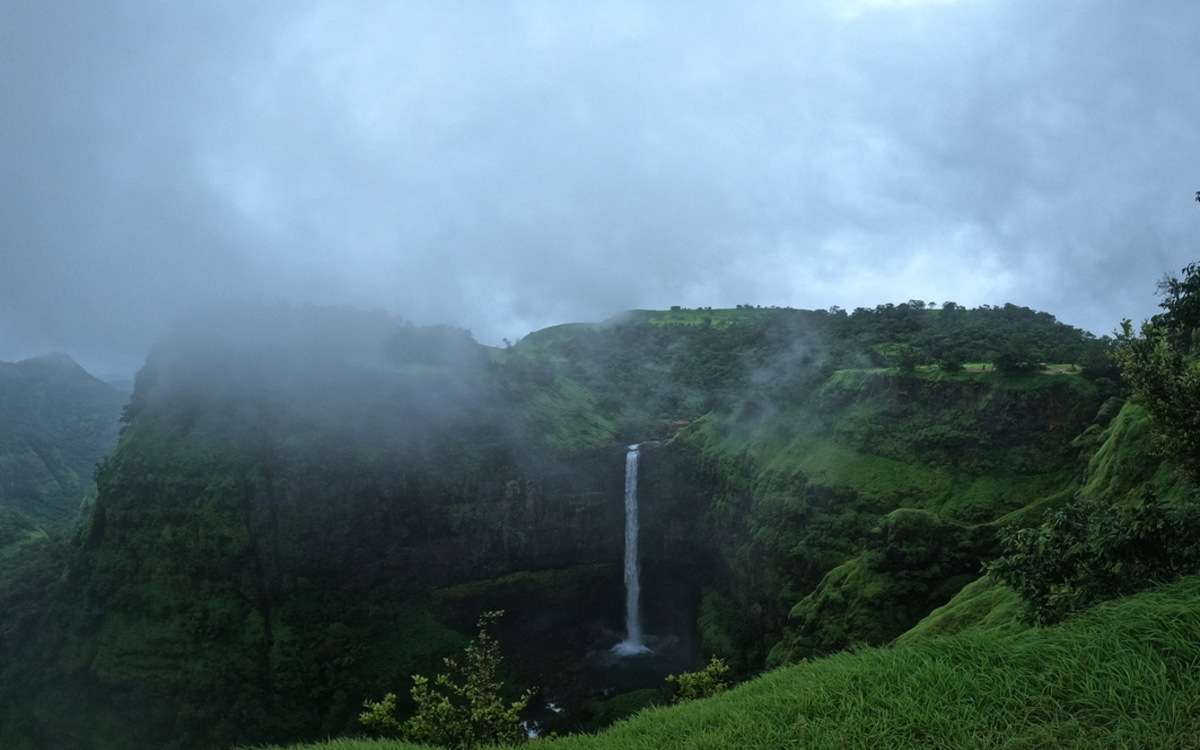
<box><xmin>613</xmin><ymin>443</ymin><xmax>650</xmax><ymax>656</ymax></box>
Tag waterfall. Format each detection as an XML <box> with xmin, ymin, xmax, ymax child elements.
<box><xmin>613</xmin><ymin>443</ymin><xmax>650</xmax><ymax>656</ymax></box>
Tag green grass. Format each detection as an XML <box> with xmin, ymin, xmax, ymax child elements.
<box><xmin>257</xmin><ymin>576</ymin><xmax>1200</xmax><ymax>750</ymax></box>
<box><xmin>894</xmin><ymin>575</ymin><xmax>1026</xmax><ymax>645</ymax></box>
<box><xmin>757</xmin><ymin>436</ymin><xmax>1070</xmax><ymax>520</ymax></box>
<box><xmin>1076</xmin><ymin>402</ymin><xmax>1182</xmax><ymax>503</ymax></box>
<box><xmin>523</xmin><ymin>376</ymin><xmax>618</xmax><ymax>454</ymax></box>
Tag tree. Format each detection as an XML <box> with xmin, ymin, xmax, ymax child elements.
<box><xmin>891</xmin><ymin>344</ymin><xmax>922</xmax><ymax>373</ymax></box>
<box><xmin>360</xmin><ymin>611</ymin><xmax>532</xmax><ymax>749</ymax></box>
<box><xmin>1152</xmin><ymin>262</ymin><xmax>1200</xmax><ymax>354</ymax></box>
<box><xmin>992</xmin><ymin>338</ymin><xmax>1039</xmax><ymax>374</ymax></box>
<box><xmin>938</xmin><ymin>353</ymin><xmax>964</xmax><ymax>372</ymax></box>
<box><xmin>1079</xmin><ymin>338</ymin><xmax>1120</xmax><ymax>381</ymax></box>
<box><xmin>1115</xmin><ymin>262</ymin><xmax>1200</xmax><ymax>477</ymax></box>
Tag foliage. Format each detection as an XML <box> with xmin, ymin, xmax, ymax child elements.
<box><xmin>665</xmin><ymin>656</ymin><xmax>732</xmax><ymax>703</ymax></box>
<box><xmin>992</xmin><ymin>338</ymin><xmax>1040</xmax><ymax>374</ymax></box>
<box><xmin>358</xmin><ymin>693</ymin><xmax>404</xmax><ymax>736</ymax></box>
<box><xmin>361</xmin><ymin>611</ymin><xmax>531</xmax><ymax>750</ymax></box>
<box><xmin>989</xmin><ymin>263</ymin><xmax>1200</xmax><ymax>624</ymax></box>
<box><xmin>889</xmin><ymin>344</ymin><xmax>922</xmax><ymax>373</ymax></box>
<box><xmin>1115</xmin><ymin>263</ymin><xmax>1200</xmax><ymax>477</ymax></box>
<box><xmin>773</xmin><ymin>509</ymin><xmax>984</xmax><ymax>662</ymax></box>
<box><xmin>1154</xmin><ymin>260</ymin><xmax>1200</xmax><ymax>352</ymax></box>
<box><xmin>257</xmin><ymin>575</ymin><xmax>1200</xmax><ymax>750</ymax></box>
<box><xmin>518</xmin><ymin>302</ymin><xmax>1106</xmax><ymax>444</ymax></box>
<box><xmin>1115</xmin><ymin>321</ymin><xmax>1200</xmax><ymax>474</ymax></box>
<box><xmin>937</xmin><ymin>352</ymin><xmax>964</xmax><ymax>372</ymax></box>
<box><xmin>989</xmin><ymin>486</ymin><xmax>1200</xmax><ymax>624</ymax></box>
<box><xmin>696</xmin><ymin>589</ymin><xmax>756</xmax><ymax>672</ymax></box>
<box><xmin>1078</xmin><ymin>338</ymin><xmax>1120</xmax><ymax>382</ymax></box>
<box><xmin>666</xmin><ymin>361</ymin><xmax>1103</xmax><ymax>672</ymax></box>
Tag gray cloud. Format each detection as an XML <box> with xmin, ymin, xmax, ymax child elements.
<box><xmin>2</xmin><ymin>0</ymin><xmax>1198</xmax><ymax>374</ymax></box>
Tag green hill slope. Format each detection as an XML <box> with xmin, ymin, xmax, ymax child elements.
<box><xmin>0</xmin><ymin>353</ymin><xmax>125</xmax><ymax>521</ymax></box>
<box><xmin>263</xmin><ymin>575</ymin><xmax>1200</xmax><ymax>750</ymax></box>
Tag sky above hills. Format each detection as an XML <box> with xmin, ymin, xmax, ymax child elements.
<box><xmin>2</xmin><ymin>0</ymin><xmax>1198</xmax><ymax>374</ymax></box>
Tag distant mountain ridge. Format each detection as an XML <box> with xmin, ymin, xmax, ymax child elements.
<box><xmin>0</xmin><ymin>352</ymin><xmax>126</xmax><ymax>522</ymax></box>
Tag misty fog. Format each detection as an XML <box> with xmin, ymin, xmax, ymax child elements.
<box><xmin>4</xmin><ymin>0</ymin><xmax>1200</xmax><ymax>376</ymax></box>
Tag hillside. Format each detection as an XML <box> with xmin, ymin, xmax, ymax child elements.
<box><xmin>0</xmin><ymin>353</ymin><xmax>126</xmax><ymax>522</ymax></box>
<box><xmin>264</xmin><ymin>575</ymin><xmax>1200</xmax><ymax>750</ymax></box>
<box><xmin>0</xmin><ymin>303</ymin><xmax>1126</xmax><ymax>749</ymax></box>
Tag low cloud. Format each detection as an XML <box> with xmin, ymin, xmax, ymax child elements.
<box><xmin>2</xmin><ymin>0</ymin><xmax>1197</xmax><ymax>374</ymax></box>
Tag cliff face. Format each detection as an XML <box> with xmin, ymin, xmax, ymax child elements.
<box><xmin>641</xmin><ymin>371</ymin><xmax>1110</xmax><ymax>668</ymax></box>
<box><xmin>0</xmin><ymin>305</ymin><xmax>1117</xmax><ymax>749</ymax></box>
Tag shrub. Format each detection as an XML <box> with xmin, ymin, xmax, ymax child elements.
<box><xmin>988</xmin><ymin>488</ymin><xmax>1200</xmax><ymax>624</ymax></box>
<box><xmin>359</xmin><ymin>610</ymin><xmax>532</xmax><ymax>749</ymax></box>
<box><xmin>666</xmin><ymin>656</ymin><xmax>732</xmax><ymax>702</ymax></box>
<box><xmin>358</xmin><ymin>692</ymin><xmax>403</xmax><ymax>736</ymax></box>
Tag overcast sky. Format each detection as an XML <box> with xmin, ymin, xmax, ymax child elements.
<box><xmin>2</xmin><ymin>0</ymin><xmax>1198</xmax><ymax>374</ymax></box>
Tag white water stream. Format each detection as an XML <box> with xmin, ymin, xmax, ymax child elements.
<box><xmin>613</xmin><ymin>443</ymin><xmax>650</xmax><ymax>656</ymax></box>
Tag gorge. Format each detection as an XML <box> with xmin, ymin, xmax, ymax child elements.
<box><xmin>0</xmin><ymin>301</ymin><xmax>1171</xmax><ymax>749</ymax></box>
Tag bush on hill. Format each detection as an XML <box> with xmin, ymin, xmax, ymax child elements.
<box><xmin>989</xmin><ymin>487</ymin><xmax>1200</xmax><ymax>623</ymax></box>
<box><xmin>359</xmin><ymin>611</ymin><xmax>531</xmax><ymax>749</ymax></box>
<box><xmin>993</xmin><ymin>262</ymin><xmax>1200</xmax><ymax>622</ymax></box>
<box><xmin>254</xmin><ymin>576</ymin><xmax>1200</xmax><ymax>750</ymax></box>
<box><xmin>665</xmin><ymin>657</ymin><xmax>732</xmax><ymax>703</ymax></box>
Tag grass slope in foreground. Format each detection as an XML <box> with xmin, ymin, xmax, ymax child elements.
<box><xmin>263</xmin><ymin>576</ymin><xmax>1200</xmax><ymax>750</ymax></box>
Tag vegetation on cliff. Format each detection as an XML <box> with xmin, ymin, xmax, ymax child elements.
<box><xmin>0</xmin><ymin>299</ymin><xmax>1152</xmax><ymax>749</ymax></box>
<box><xmin>0</xmin><ymin>353</ymin><xmax>125</xmax><ymax>521</ymax></box>
<box><xmin>0</xmin><ymin>309</ymin><xmax>632</xmax><ymax>749</ymax></box>
<box><xmin>989</xmin><ymin>262</ymin><xmax>1200</xmax><ymax>623</ymax></box>
<box><xmin>263</xmin><ymin>575</ymin><xmax>1200</xmax><ymax>750</ymax></box>
<box><xmin>359</xmin><ymin>611</ymin><xmax>532</xmax><ymax>749</ymax></box>
<box><xmin>252</xmin><ymin>269</ymin><xmax>1200</xmax><ymax>750</ymax></box>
